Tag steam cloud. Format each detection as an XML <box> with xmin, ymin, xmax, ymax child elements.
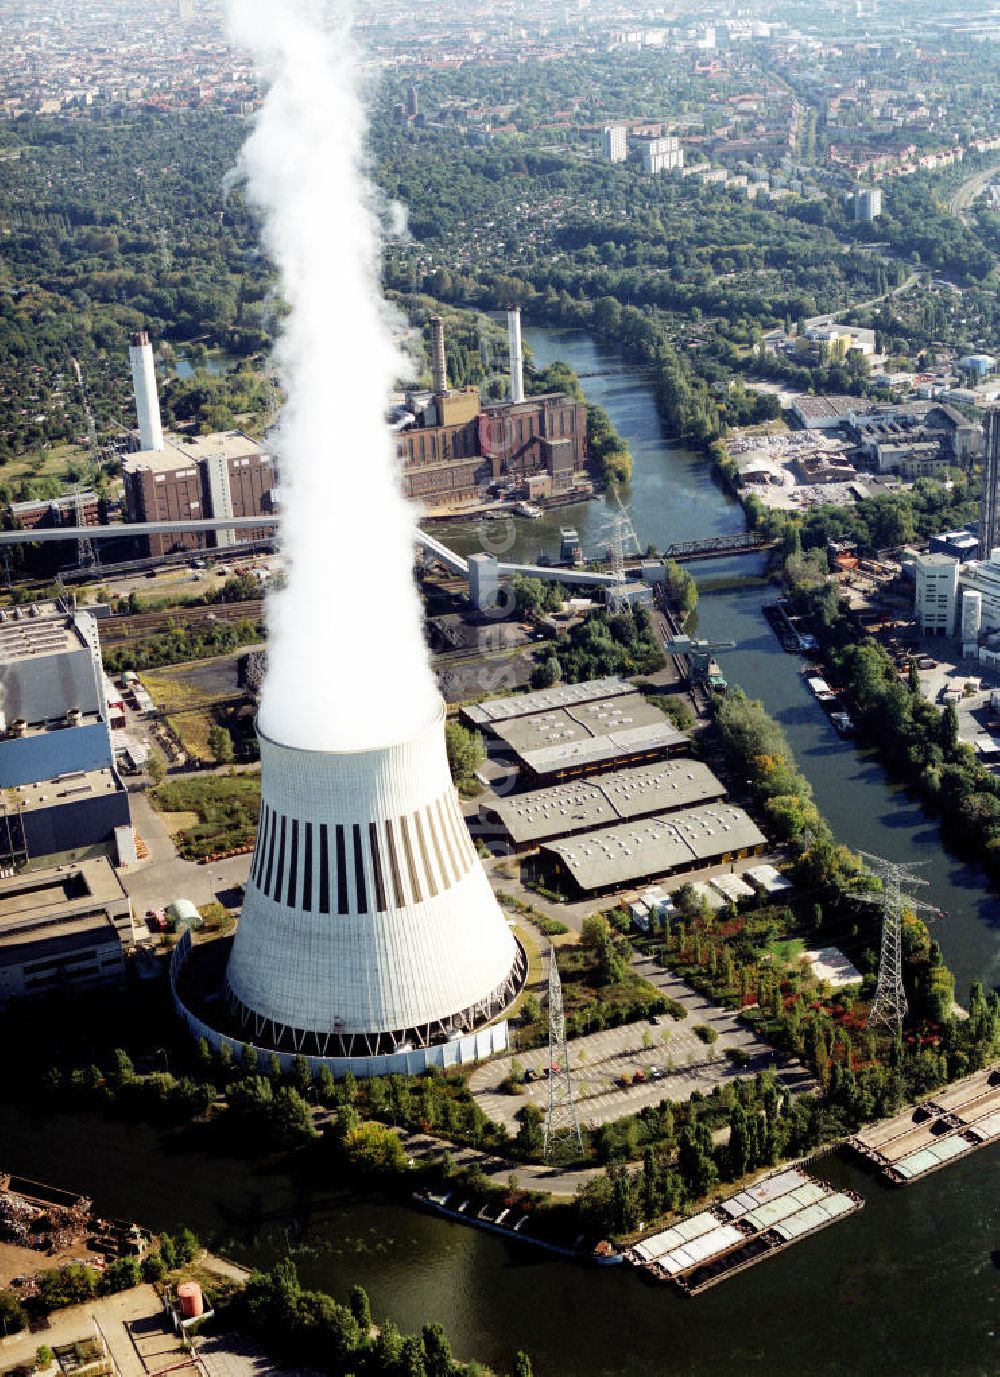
<box><xmin>227</xmin><ymin>0</ymin><xmax>440</xmax><ymax>752</ymax></box>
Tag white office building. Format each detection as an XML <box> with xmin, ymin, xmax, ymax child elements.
<box><xmin>960</xmin><ymin>554</ymin><xmax>1000</xmax><ymax>636</ymax></box>
<box><xmin>914</xmin><ymin>552</ymin><xmax>958</xmax><ymax>636</ymax></box>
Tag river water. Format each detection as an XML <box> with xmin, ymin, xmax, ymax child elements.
<box><xmin>2</xmin><ymin>326</ymin><xmax>1000</xmax><ymax>1376</ymax></box>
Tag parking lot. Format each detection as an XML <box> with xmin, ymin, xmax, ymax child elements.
<box><xmin>470</xmin><ymin>954</ymin><xmax>817</xmax><ymax>1135</ymax></box>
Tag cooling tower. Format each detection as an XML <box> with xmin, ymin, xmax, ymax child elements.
<box><xmin>225</xmin><ymin>702</ymin><xmax>525</xmax><ymax>1057</ymax></box>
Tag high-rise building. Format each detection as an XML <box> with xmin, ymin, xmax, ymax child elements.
<box><xmin>980</xmin><ymin>407</ymin><xmax>1000</xmax><ymax>558</ymax></box>
<box><xmin>405</xmin><ymin>85</ymin><xmax>419</xmax><ymax>118</ymax></box>
<box><xmin>601</xmin><ymin>124</ymin><xmax>628</xmax><ymax>163</ymax></box>
<box><xmin>641</xmin><ymin>135</ymin><xmax>683</xmax><ymax>174</ymax></box>
<box><xmin>853</xmin><ymin>187</ymin><xmax>883</xmax><ymax>222</ymax></box>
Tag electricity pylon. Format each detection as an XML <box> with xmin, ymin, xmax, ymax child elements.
<box><xmin>601</xmin><ymin>492</ymin><xmax>641</xmax><ymax>617</ymax></box>
<box><xmin>854</xmin><ymin>851</ymin><xmax>939</xmax><ymax>1031</ymax></box>
<box><xmin>544</xmin><ymin>943</ymin><xmax>582</xmax><ymax>1161</ymax></box>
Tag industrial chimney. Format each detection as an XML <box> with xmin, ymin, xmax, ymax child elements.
<box><xmin>507</xmin><ymin>308</ymin><xmax>524</xmax><ymax>404</ymax></box>
<box><xmin>429</xmin><ymin>315</ymin><xmax>448</xmax><ymax>396</ymax></box>
<box><xmin>128</xmin><ymin>331</ymin><xmax>164</xmax><ymax>452</ymax></box>
<box><xmin>224</xmin><ymin>701</ymin><xmax>526</xmax><ymax>1064</ymax></box>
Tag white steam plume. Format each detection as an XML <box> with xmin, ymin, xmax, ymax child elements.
<box><xmin>227</xmin><ymin>0</ymin><xmax>439</xmax><ymax>753</ymax></box>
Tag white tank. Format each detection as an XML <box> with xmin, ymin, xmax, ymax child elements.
<box><xmin>225</xmin><ymin>701</ymin><xmax>524</xmax><ymax>1058</ymax></box>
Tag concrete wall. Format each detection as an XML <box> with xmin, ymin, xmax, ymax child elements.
<box><xmin>170</xmin><ymin>931</ymin><xmax>509</xmax><ymax>1078</ymax></box>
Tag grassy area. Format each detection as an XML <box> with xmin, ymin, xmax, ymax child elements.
<box><xmin>516</xmin><ymin>942</ymin><xmax>677</xmax><ymax>1048</ymax></box>
<box><xmin>769</xmin><ymin>936</ymin><xmax>806</xmax><ymax>964</ymax></box>
<box><xmin>4</xmin><ymin>440</ymin><xmax>91</xmax><ymax>485</ymax></box>
<box><xmin>153</xmin><ymin>773</ymin><xmax>261</xmax><ymax>860</ymax></box>
<box><xmin>141</xmin><ymin>664</ymin><xmax>236</xmax><ymax>761</ymax></box>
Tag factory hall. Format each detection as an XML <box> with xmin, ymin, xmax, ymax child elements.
<box><xmin>469</xmin><ymin>677</ymin><xmax>771</xmax><ymax>898</ymax></box>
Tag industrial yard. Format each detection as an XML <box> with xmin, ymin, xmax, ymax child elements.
<box><xmin>0</xmin><ymin>1173</ymin><xmax>147</xmax><ymax>1290</ymax></box>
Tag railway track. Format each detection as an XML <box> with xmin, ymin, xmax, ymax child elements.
<box><xmin>97</xmin><ymin>600</ymin><xmax>264</xmax><ymax>646</ymax></box>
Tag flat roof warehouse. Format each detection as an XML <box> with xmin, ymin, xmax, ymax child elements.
<box><xmin>465</xmin><ymin>679</ymin><xmax>686</xmax><ymax>781</ymax></box>
<box><xmin>479</xmin><ymin>759</ymin><xmax>727</xmax><ymax>850</ymax></box>
<box><xmin>538</xmin><ymin>803</ymin><xmax>767</xmax><ymax>896</ymax></box>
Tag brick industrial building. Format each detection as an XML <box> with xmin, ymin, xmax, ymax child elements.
<box><xmin>395</xmin><ymin>314</ymin><xmax>590</xmax><ymax>508</ymax></box>
<box><xmin>123</xmin><ymin>429</ymin><xmax>276</xmax><ymax>557</ymax></box>
<box><xmin>122</xmin><ymin>332</ymin><xmax>276</xmax><ymax>556</ymax></box>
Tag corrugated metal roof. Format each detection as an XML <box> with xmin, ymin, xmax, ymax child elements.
<box><xmin>0</xmin><ymin>646</ymin><xmax>101</xmax><ymax>723</ymax></box>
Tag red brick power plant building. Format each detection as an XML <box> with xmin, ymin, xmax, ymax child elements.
<box><xmin>121</xmin><ymin>332</ymin><xmax>277</xmax><ymax>556</ymax></box>
<box><xmin>396</xmin><ymin>311</ymin><xmax>590</xmax><ymax>509</ymax></box>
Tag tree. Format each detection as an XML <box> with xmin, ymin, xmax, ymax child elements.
<box><xmin>289</xmin><ymin>1054</ymin><xmax>312</xmax><ymax>1099</ymax></box>
<box><xmin>444</xmin><ymin>721</ymin><xmax>485</xmax><ymax>787</ymax></box>
<box><xmin>515</xmin><ymin>1103</ymin><xmax>544</xmax><ymax>1157</ymax></box>
<box><xmin>422</xmin><ymin>1323</ymin><xmax>454</xmax><ymax>1377</ymax></box>
<box><xmin>101</xmin><ymin>1257</ymin><xmax>140</xmax><ymax>1295</ymax></box>
<box><xmin>677</xmin><ymin>1125</ymin><xmax>718</xmax><ymax>1200</ymax></box>
<box><xmin>0</xmin><ymin>1290</ymin><xmax>28</xmax><ymax>1335</ymax></box>
<box><xmin>174</xmin><ymin>1229</ymin><xmax>200</xmax><ymax>1264</ymax></box>
<box><xmin>343</xmin><ymin>1120</ymin><xmax>408</xmax><ymax>1173</ymax></box>
<box><xmin>147</xmin><ymin>749</ymin><xmax>166</xmax><ymax>787</ymax></box>
<box><xmin>208</xmin><ymin>724</ymin><xmax>235</xmax><ymax>765</ymax></box>
<box><xmin>940</xmin><ymin>701</ymin><xmax>959</xmax><ymax>755</ymax></box>
<box><xmin>315</xmin><ymin>1064</ymin><xmax>336</xmax><ymax>1104</ymax></box>
<box><xmin>348</xmin><ymin>1284</ymin><xmax>372</xmax><ymax>1334</ymax></box>
<box><xmin>35</xmin><ymin>1347</ymin><xmax>54</xmax><ymax>1370</ymax></box>
<box><xmin>272</xmin><ymin>1086</ymin><xmax>317</xmax><ymax>1146</ymax></box>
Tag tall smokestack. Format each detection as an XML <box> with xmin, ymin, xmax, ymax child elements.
<box><xmin>430</xmin><ymin>315</ymin><xmax>448</xmax><ymax>395</ymax></box>
<box><xmin>507</xmin><ymin>307</ymin><xmax>524</xmax><ymax>404</ymax></box>
<box><xmin>128</xmin><ymin>331</ymin><xmax>164</xmax><ymax>452</ymax></box>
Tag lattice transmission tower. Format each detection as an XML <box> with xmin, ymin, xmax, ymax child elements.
<box><xmin>854</xmin><ymin>851</ymin><xmax>939</xmax><ymax>1031</ymax></box>
<box><xmin>602</xmin><ymin>492</ymin><xmax>641</xmax><ymax>618</ymax></box>
<box><xmin>544</xmin><ymin>943</ymin><xmax>582</xmax><ymax>1161</ymax></box>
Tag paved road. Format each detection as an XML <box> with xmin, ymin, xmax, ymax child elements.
<box><xmin>949</xmin><ymin>165</ymin><xmax>996</xmax><ymax>223</ymax></box>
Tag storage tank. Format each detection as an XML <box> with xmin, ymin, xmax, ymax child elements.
<box><xmin>176</xmin><ymin>1281</ymin><xmax>204</xmax><ymax>1319</ymax></box>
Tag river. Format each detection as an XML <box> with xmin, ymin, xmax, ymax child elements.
<box><xmin>2</xmin><ymin>326</ymin><xmax>999</xmax><ymax>1376</ymax></box>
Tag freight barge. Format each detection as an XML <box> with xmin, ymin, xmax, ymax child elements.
<box><xmin>849</xmin><ymin>1063</ymin><xmax>1000</xmax><ymax>1184</ymax></box>
<box><xmin>626</xmin><ymin>1167</ymin><xmax>863</xmax><ymax>1296</ymax></box>
<box><xmin>412</xmin><ymin>1189</ymin><xmax>623</xmax><ymax>1266</ymax></box>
